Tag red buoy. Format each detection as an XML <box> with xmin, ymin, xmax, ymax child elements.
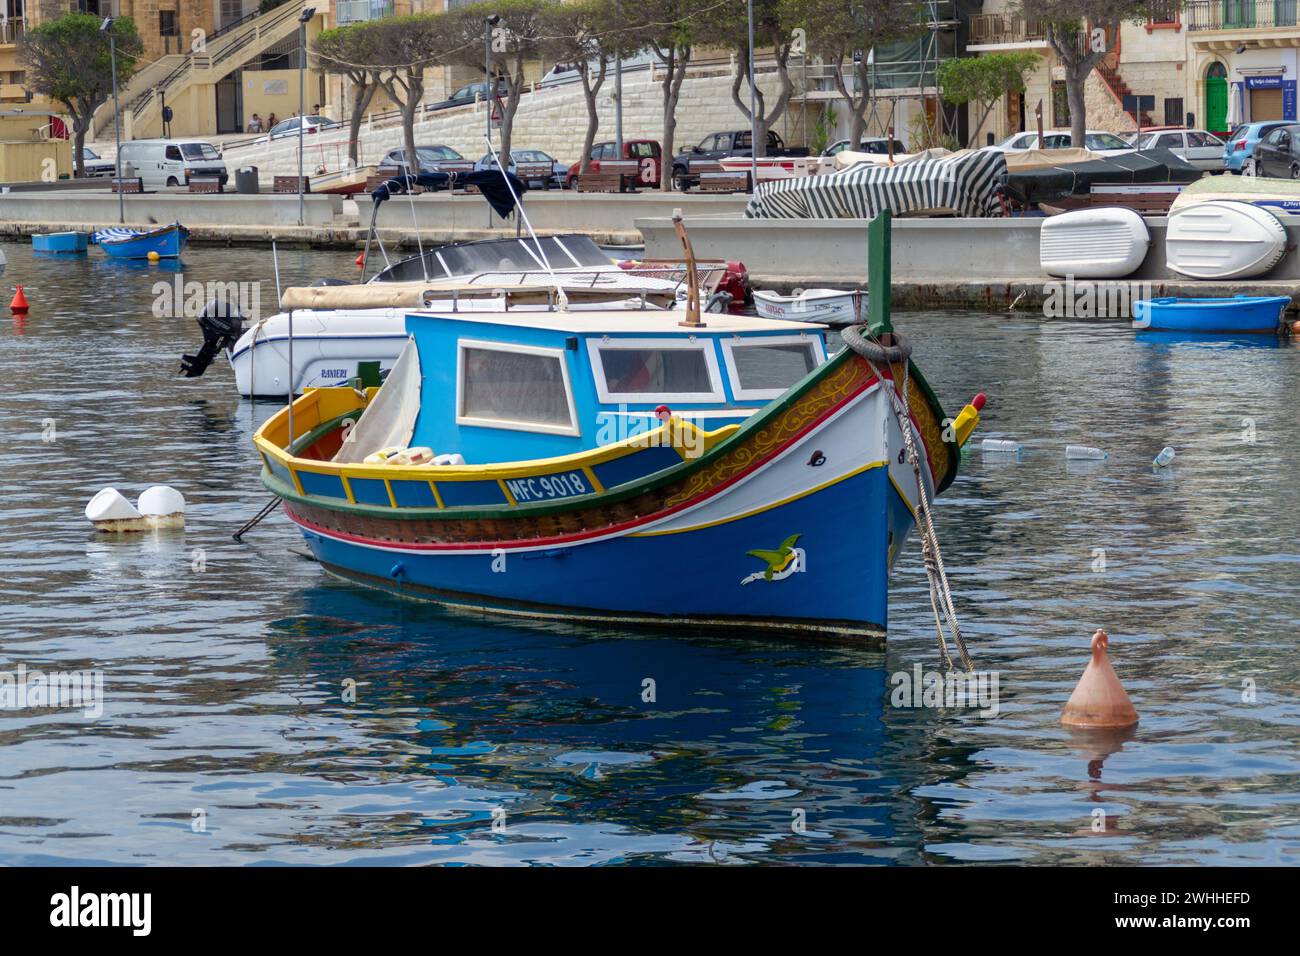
<box><xmin>971</xmin><ymin>392</ymin><xmax>987</xmax><ymax>411</ymax></box>
<box><xmin>10</xmin><ymin>285</ymin><xmax>28</xmax><ymax>313</ymax></box>
<box><xmin>355</xmin><ymin>252</ymin><xmax>365</xmax><ymax>270</ymax></box>
<box><xmin>1061</xmin><ymin>629</ymin><xmax>1139</xmax><ymax>729</ymax></box>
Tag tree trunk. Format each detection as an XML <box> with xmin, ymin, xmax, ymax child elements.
<box><xmin>731</xmin><ymin>42</ymin><xmax>794</xmax><ymax>159</ymax></box>
<box><xmin>579</xmin><ymin>60</ymin><xmax>607</xmax><ymax>175</ymax></box>
<box><xmin>499</xmin><ymin>59</ymin><xmax>526</xmax><ymax>160</ymax></box>
<box><xmin>659</xmin><ymin>46</ymin><xmax>689</xmax><ymax>192</ymax></box>
<box><xmin>838</xmin><ymin>59</ymin><xmax>868</xmax><ymax>150</ymax></box>
<box><xmin>347</xmin><ymin>74</ymin><xmax>376</xmax><ymax>167</ymax></box>
<box><xmin>72</xmin><ymin>119</ymin><xmax>86</xmax><ymax>179</ymax></box>
<box><xmin>1066</xmin><ymin>62</ymin><xmax>1088</xmax><ymax>146</ymax></box>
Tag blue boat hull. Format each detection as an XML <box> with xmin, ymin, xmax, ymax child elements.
<box><xmin>296</xmin><ymin>464</ymin><xmax>911</xmax><ymax>636</ymax></box>
<box><xmin>97</xmin><ymin>224</ymin><xmax>189</xmax><ymax>259</ymax></box>
<box><xmin>1133</xmin><ymin>296</ymin><xmax>1289</xmax><ymax>334</ymax></box>
<box><xmin>32</xmin><ymin>232</ymin><xmax>88</xmax><ymax>254</ymax></box>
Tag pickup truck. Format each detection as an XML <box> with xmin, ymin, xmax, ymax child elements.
<box><xmin>671</xmin><ymin>130</ymin><xmax>810</xmax><ymax>191</ymax></box>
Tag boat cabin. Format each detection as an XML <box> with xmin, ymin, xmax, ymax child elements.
<box><xmin>404</xmin><ymin>308</ymin><xmax>831</xmax><ymax>464</ymax></box>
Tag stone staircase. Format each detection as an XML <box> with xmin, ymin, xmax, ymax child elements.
<box><xmin>96</xmin><ymin>2</ymin><xmax>307</xmax><ymax>140</ymax></box>
<box><xmin>1095</xmin><ymin>54</ymin><xmax>1154</xmax><ymax>127</ymax></box>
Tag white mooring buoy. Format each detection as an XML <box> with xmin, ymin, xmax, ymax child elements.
<box><xmin>85</xmin><ymin>488</ymin><xmax>148</xmax><ymax>533</ymax></box>
<box><xmin>136</xmin><ymin>485</ymin><xmax>186</xmax><ymax>529</ymax></box>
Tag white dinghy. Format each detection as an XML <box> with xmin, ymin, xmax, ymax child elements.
<box><xmin>1165</xmin><ymin>200</ymin><xmax>1288</xmax><ymax>280</ymax></box>
<box><xmin>752</xmin><ymin>288</ymin><xmax>864</xmax><ymax>325</ymax></box>
<box><xmin>1039</xmin><ymin>207</ymin><xmax>1151</xmax><ymax>278</ymax></box>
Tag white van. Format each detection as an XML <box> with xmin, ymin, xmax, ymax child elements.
<box><xmin>117</xmin><ymin>139</ymin><xmax>228</xmax><ymax>189</ymax></box>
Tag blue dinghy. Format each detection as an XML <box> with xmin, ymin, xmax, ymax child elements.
<box><xmin>32</xmin><ymin>231</ymin><xmax>89</xmax><ymax>255</ymax></box>
<box><xmin>92</xmin><ymin>222</ymin><xmax>189</xmax><ymax>259</ymax></box>
<box><xmin>1133</xmin><ymin>295</ymin><xmax>1290</xmax><ymax>334</ymax></box>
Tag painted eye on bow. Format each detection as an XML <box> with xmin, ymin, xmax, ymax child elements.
<box><xmin>808</xmin><ymin>450</ymin><xmax>826</xmax><ymax>467</ymax></box>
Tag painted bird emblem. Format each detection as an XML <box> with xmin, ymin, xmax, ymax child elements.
<box><xmin>746</xmin><ymin>534</ymin><xmax>802</xmax><ymax>582</ymax></box>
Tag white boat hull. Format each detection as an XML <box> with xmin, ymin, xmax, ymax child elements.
<box><xmin>1039</xmin><ymin>207</ymin><xmax>1151</xmax><ymax>279</ymax></box>
<box><xmin>1165</xmin><ymin>200</ymin><xmax>1288</xmax><ymax>280</ymax></box>
<box><xmin>752</xmin><ymin>289</ymin><xmax>862</xmax><ymax>325</ymax></box>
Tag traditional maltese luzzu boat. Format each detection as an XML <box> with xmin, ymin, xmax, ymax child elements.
<box><xmin>253</xmin><ymin>214</ymin><xmax>982</xmax><ymax>637</ymax></box>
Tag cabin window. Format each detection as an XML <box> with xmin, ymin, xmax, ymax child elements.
<box><xmin>722</xmin><ymin>336</ymin><xmax>824</xmax><ymax>400</ymax></box>
<box><xmin>589</xmin><ymin>339</ymin><xmax>723</xmax><ymax>403</ymax></box>
<box><xmin>457</xmin><ymin>340</ymin><xmax>578</xmax><ymax>435</ymax></box>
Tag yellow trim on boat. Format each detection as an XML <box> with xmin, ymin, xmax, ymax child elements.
<box><xmin>498</xmin><ymin>479</ymin><xmax>518</xmax><ymax>506</ymax></box>
<box><xmin>630</xmin><ymin>459</ymin><xmax>888</xmax><ymax>537</ymax></box>
<box><xmin>384</xmin><ymin>480</ymin><xmax>398</xmax><ymax>509</ymax></box>
<box><xmin>582</xmin><ymin>466</ymin><xmax>605</xmax><ymax>494</ymax></box>
<box><xmin>341</xmin><ymin>475</ymin><xmax>357</xmax><ymax>505</ymax></box>
<box><xmin>428</xmin><ymin>480</ymin><xmax>444</xmax><ymax>509</ymax></box>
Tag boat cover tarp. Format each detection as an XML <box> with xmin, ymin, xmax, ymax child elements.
<box><xmin>745</xmin><ymin>149</ymin><xmax>1008</xmax><ymax>219</ymax></box>
<box><xmin>1169</xmin><ymin>174</ymin><xmax>1300</xmax><ymax>213</ymax></box>
<box><xmin>332</xmin><ymin>337</ymin><xmax>420</xmax><ymax>463</ymax></box>
<box><xmin>370</xmin><ymin>169</ymin><xmax>526</xmax><ymax>218</ymax></box>
<box><xmin>1002</xmin><ymin>149</ymin><xmax>1200</xmax><ymax>205</ymax></box>
<box><xmin>280</xmin><ymin>272</ymin><xmax>683</xmax><ymax>310</ymax></box>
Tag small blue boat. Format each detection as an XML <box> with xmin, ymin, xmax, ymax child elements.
<box><xmin>1133</xmin><ymin>295</ymin><xmax>1290</xmax><ymax>334</ymax></box>
<box><xmin>92</xmin><ymin>222</ymin><xmax>189</xmax><ymax>259</ymax></box>
<box><xmin>32</xmin><ymin>231</ymin><xmax>89</xmax><ymax>255</ymax></box>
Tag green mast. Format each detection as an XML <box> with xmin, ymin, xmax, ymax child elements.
<box><xmin>866</xmin><ymin>209</ymin><xmax>892</xmax><ymax>335</ymax></box>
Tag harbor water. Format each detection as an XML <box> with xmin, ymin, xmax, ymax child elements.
<box><xmin>1</xmin><ymin>241</ymin><xmax>1297</xmax><ymax>865</ymax></box>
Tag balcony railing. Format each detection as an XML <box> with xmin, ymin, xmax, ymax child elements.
<box><xmin>968</xmin><ymin>14</ymin><xmax>1048</xmax><ymax>45</ymax></box>
<box><xmin>1186</xmin><ymin>0</ymin><xmax>1300</xmax><ymax>29</ymax></box>
<box><xmin>0</xmin><ymin>16</ymin><xmax>25</xmax><ymax>45</ymax></box>
<box><xmin>335</xmin><ymin>0</ymin><xmax>394</xmax><ymax>24</ymax></box>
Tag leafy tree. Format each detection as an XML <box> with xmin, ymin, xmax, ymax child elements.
<box><xmin>633</xmin><ymin>0</ymin><xmax>704</xmax><ymax>190</ymax></box>
<box><xmin>719</xmin><ymin>0</ymin><xmax>798</xmax><ymax>158</ymax></box>
<box><xmin>1015</xmin><ymin>0</ymin><xmax>1155</xmax><ymax>145</ymax></box>
<box><xmin>445</xmin><ymin>0</ymin><xmax>553</xmax><ymax>161</ymax></box>
<box><xmin>538</xmin><ymin>0</ymin><xmax>638</xmax><ymax>174</ymax></box>
<box><xmin>938</xmin><ymin>52</ymin><xmax>1041</xmax><ymax>147</ymax></box>
<box><xmin>370</xmin><ymin>14</ymin><xmax>453</xmax><ymax>174</ymax></box>
<box><xmin>314</xmin><ymin>22</ymin><xmax>384</xmax><ymax>167</ymax></box>
<box><xmin>19</xmin><ymin>14</ymin><xmax>142</xmax><ymax>177</ymax></box>
<box><xmin>781</xmin><ymin>0</ymin><xmax>923</xmax><ymax>150</ymax></box>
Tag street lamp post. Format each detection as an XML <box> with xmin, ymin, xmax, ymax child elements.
<box><xmin>746</xmin><ymin>0</ymin><xmax>758</xmax><ymax>191</ymax></box>
<box><xmin>297</xmin><ymin>7</ymin><xmax>316</xmax><ymax>228</ymax></box>
<box><xmin>484</xmin><ymin>14</ymin><xmax>500</xmax><ymax>228</ymax></box>
<box><xmin>101</xmin><ymin>18</ymin><xmax>124</xmax><ymax>224</ymax></box>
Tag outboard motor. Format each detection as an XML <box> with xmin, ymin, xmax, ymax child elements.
<box><xmin>704</xmin><ymin>290</ymin><xmax>733</xmax><ymax>313</ymax></box>
<box><xmin>180</xmin><ymin>299</ymin><xmax>245</xmax><ymax>378</ymax></box>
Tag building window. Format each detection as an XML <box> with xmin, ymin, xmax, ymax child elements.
<box><xmin>1148</xmin><ymin>0</ymin><xmax>1180</xmax><ymax>26</ymax></box>
<box><xmin>1051</xmin><ymin>81</ymin><xmax>1070</xmax><ymax>128</ymax></box>
<box><xmin>1164</xmin><ymin>97</ymin><xmax>1185</xmax><ymax>126</ymax></box>
<box><xmin>159</xmin><ymin>11</ymin><xmax>179</xmax><ymax>37</ymax></box>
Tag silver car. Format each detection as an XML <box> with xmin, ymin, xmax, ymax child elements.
<box><xmin>1134</xmin><ymin>128</ymin><xmax>1226</xmax><ymax>171</ymax></box>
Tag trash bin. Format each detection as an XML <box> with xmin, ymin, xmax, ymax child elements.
<box><xmin>235</xmin><ymin>166</ymin><xmax>259</xmax><ymax>194</ymax></box>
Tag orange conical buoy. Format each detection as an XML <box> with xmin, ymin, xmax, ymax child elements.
<box><xmin>10</xmin><ymin>285</ymin><xmax>28</xmax><ymax>313</ymax></box>
<box><xmin>1061</xmin><ymin>629</ymin><xmax>1139</xmax><ymax>729</ymax></box>
<box><xmin>355</xmin><ymin>252</ymin><xmax>365</xmax><ymax>270</ymax></box>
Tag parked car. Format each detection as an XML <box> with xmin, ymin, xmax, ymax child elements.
<box><xmin>260</xmin><ymin>115</ymin><xmax>342</xmax><ymax>143</ymax></box>
<box><xmin>426</xmin><ymin>81</ymin><xmax>496</xmax><ymax>113</ymax></box>
<box><xmin>79</xmin><ymin>146</ymin><xmax>116</xmax><ymax>178</ymax></box>
<box><xmin>563</xmin><ymin>139</ymin><xmax>661</xmax><ymax>188</ymax></box>
<box><xmin>821</xmin><ymin>137</ymin><xmax>907</xmax><ymax>157</ymax></box>
<box><xmin>671</xmin><ymin>130</ymin><xmax>810</xmax><ymax>191</ymax></box>
<box><xmin>1250</xmin><ymin>123</ymin><xmax>1300</xmax><ymax>178</ymax></box>
<box><xmin>990</xmin><ymin>130</ymin><xmax>1134</xmax><ymax>154</ymax></box>
<box><xmin>475</xmin><ymin>149</ymin><xmax>568</xmax><ymax>189</ymax></box>
<box><xmin>1133</xmin><ymin>127</ymin><xmax>1225</xmax><ymax>171</ymax></box>
<box><xmin>1223</xmin><ymin>121</ymin><xmax>1295</xmax><ymax>174</ymax></box>
<box><xmin>380</xmin><ymin>144</ymin><xmax>468</xmax><ymax>178</ymax></box>
<box><xmin>117</xmin><ymin>138</ymin><xmax>227</xmax><ymax>188</ymax></box>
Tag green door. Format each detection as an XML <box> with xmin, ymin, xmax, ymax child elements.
<box><xmin>1206</xmin><ymin>73</ymin><xmax>1228</xmax><ymax>134</ymax></box>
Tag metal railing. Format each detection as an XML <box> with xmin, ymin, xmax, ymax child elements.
<box><xmin>1186</xmin><ymin>0</ymin><xmax>1300</xmax><ymax>29</ymax></box>
<box><xmin>967</xmin><ymin>14</ymin><xmax>1048</xmax><ymax>45</ymax></box>
<box><xmin>0</xmin><ymin>16</ymin><xmax>24</xmax><ymax>45</ymax></box>
<box><xmin>335</xmin><ymin>0</ymin><xmax>394</xmax><ymax>24</ymax></box>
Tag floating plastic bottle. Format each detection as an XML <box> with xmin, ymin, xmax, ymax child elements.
<box><xmin>1065</xmin><ymin>444</ymin><xmax>1108</xmax><ymax>460</ymax></box>
<box><xmin>1153</xmin><ymin>446</ymin><xmax>1176</xmax><ymax>468</ymax></box>
<box><xmin>981</xmin><ymin>438</ymin><xmax>1023</xmax><ymax>454</ymax></box>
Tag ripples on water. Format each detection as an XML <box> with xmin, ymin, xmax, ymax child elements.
<box><xmin>0</xmin><ymin>242</ymin><xmax>1297</xmax><ymax>865</ymax></box>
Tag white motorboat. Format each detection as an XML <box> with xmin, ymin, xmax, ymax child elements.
<box><xmin>752</xmin><ymin>288</ymin><xmax>864</xmax><ymax>325</ymax></box>
<box><xmin>1040</xmin><ymin>207</ymin><xmax>1151</xmax><ymax>279</ymax></box>
<box><xmin>1164</xmin><ymin>200</ymin><xmax>1287</xmax><ymax>280</ymax></box>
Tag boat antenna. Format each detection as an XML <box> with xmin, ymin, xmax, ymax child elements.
<box><xmin>482</xmin><ymin>134</ymin><xmax>568</xmax><ymax>310</ymax></box>
<box><xmin>672</xmin><ymin>210</ymin><xmax>703</xmax><ymax>328</ymax></box>
<box><xmin>271</xmin><ymin>238</ymin><xmax>282</xmax><ymax>304</ymax></box>
<box><xmin>402</xmin><ymin>171</ymin><xmax>428</xmax><ymax>281</ymax></box>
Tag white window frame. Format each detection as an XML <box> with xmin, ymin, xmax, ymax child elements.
<box><xmin>721</xmin><ymin>333</ymin><xmax>826</xmax><ymax>401</ymax></box>
<box><xmin>456</xmin><ymin>338</ymin><xmax>580</xmax><ymax>436</ymax></box>
<box><xmin>587</xmin><ymin>336</ymin><xmax>724</xmax><ymax>404</ymax></box>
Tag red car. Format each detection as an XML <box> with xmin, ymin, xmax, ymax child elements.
<box><xmin>565</xmin><ymin>139</ymin><xmax>661</xmax><ymax>188</ymax></box>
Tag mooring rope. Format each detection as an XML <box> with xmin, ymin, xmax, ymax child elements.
<box><xmin>841</xmin><ymin>324</ymin><xmax>974</xmax><ymax>672</ymax></box>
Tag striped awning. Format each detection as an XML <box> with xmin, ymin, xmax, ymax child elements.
<box><xmin>91</xmin><ymin>227</ymin><xmax>143</xmax><ymax>244</ymax></box>
<box><xmin>744</xmin><ymin>150</ymin><xmax>1008</xmax><ymax>220</ymax></box>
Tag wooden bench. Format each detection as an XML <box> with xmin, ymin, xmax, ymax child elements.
<box><xmin>273</xmin><ymin>175</ymin><xmax>310</xmax><ymax>194</ymax></box>
<box><xmin>696</xmin><ymin>171</ymin><xmax>750</xmax><ymax>193</ymax></box>
<box><xmin>515</xmin><ymin>161</ymin><xmax>555</xmax><ymax>187</ymax></box>
<box><xmin>188</xmin><ymin>176</ymin><xmax>222</xmax><ymax>194</ymax></box>
<box><xmin>1090</xmin><ymin>191</ymin><xmax>1176</xmax><ymax>214</ymax></box>
<box><xmin>576</xmin><ymin>172</ymin><xmax>624</xmax><ymax>193</ymax></box>
<box><xmin>111</xmin><ymin>177</ymin><xmax>143</xmax><ymax>194</ymax></box>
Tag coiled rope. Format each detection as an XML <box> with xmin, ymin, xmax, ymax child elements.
<box><xmin>841</xmin><ymin>324</ymin><xmax>974</xmax><ymax>672</ymax></box>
